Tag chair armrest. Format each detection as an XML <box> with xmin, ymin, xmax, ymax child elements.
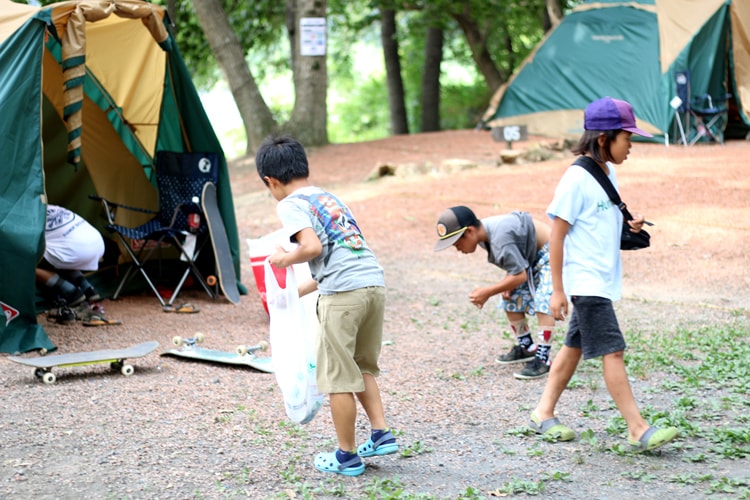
<box><xmin>89</xmin><ymin>194</ymin><xmax>158</xmax><ymax>214</ymax></box>
<box><xmin>89</xmin><ymin>194</ymin><xmax>158</xmax><ymax>225</ymax></box>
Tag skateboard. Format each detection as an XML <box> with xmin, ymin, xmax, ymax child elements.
<box><xmin>8</xmin><ymin>341</ymin><xmax>159</xmax><ymax>384</ymax></box>
<box><xmin>201</xmin><ymin>182</ymin><xmax>240</xmax><ymax>304</ymax></box>
<box><xmin>161</xmin><ymin>333</ymin><xmax>273</xmax><ymax>373</ymax></box>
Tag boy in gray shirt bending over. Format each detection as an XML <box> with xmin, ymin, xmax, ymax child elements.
<box><xmin>434</xmin><ymin>206</ymin><xmax>555</xmax><ymax>379</ymax></box>
<box><xmin>256</xmin><ymin>135</ymin><xmax>397</xmax><ymax>477</ymax></box>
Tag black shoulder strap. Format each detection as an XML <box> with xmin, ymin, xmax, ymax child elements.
<box><xmin>573</xmin><ymin>156</ymin><xmax>634</xmax><ymax>221</ymax></box>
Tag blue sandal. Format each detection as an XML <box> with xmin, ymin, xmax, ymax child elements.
<box><xmin>314</xmin><ymin>451</ymin><xmax>365</xmax><ymax>476</ymax></box>
<box><xmin>357</xmin><ymin>430</ymin><xmax>399</xmax><ymax>457</ymax></box>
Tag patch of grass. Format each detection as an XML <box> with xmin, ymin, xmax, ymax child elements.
<box><xmin>622</xmin><ymin>470</ymin><xmax>659</xmax><ymax>482</ymax></box>
<box><xmin>707</xmin><ymin>427</ymin><xmax>750</xmax><ymax>459</ymax></box>
<box><xmin>668</xmin><ymin>472</ymin><xmax>714</xmax><ymax>484</ymax></box>
<box><xmin>491</xmin><ymin>478</ymin><xmax>546</xmax><ymax>496</ymax></box>
<box><xmin>362</xmin><ymin>476</ymin><xmax>434</xmax><ymax>499</ymax></box>
<box><xmin>400</xmin><ymin>440</ymin><xmax>433</xmax><ymax>457</ymax></box>
<box><xmin>580</xmin><ymin>399</ymin><xmax>601</xmax><ymax>417</ymax></box>
<box><xmin>707</xmin><ymin>476</ymin><xmax>750</xmax><ymax>497</ymax></box>
<box><xmin>456</xmin><ymin>486</ymin><xmax>486</xmax><ymax>499</ymax></box>
<box><xmin>490</xmin><ymin>471</ymin><xmax>570</xmax><ymax>496</ymax></box>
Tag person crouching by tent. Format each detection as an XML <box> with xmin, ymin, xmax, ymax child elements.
<box><xmin>433</xmin><ymin>206</ymin><xmax>556</xmax><ymax>380</ymax></box>
<box><xmin>36</xmin><ymin>205</ymin><xmax>105</xmax><ymax>324</ymax></box>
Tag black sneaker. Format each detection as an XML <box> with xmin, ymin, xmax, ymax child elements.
<box><xmin>513</xmin><ymin>357</ymin><xmax>550</xmax><ymax>380</ymax></box>
<box><xmin>496</xmin><ymin>345</ymin><xmax>536</xmax><ymax>365</ymax></box>
<box><xmin>54</xmin><ymin>304</ymin><xmax>77</xmax><ymax>325</ymax></box>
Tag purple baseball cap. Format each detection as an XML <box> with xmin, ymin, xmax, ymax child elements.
<box><xmin>584</xmin><ymin>96</ymin><xmax>653</xmax><ymax>137</ymax></box>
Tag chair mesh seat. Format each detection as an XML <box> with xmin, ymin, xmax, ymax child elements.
<box><xmin>92</xmin><ymin>151</ymin><xmax>220</xmax><ymax>307</ymax></box>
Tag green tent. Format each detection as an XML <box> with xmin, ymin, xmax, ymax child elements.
<box><xmin>0</xmin><ymin>0</ymin><xmax>243</xmax><ymax>353</ymax></box>
<box><xmin>481</xmin><ymin>0</ymin><xmax>750</xmax><ymax>142</ymax></box>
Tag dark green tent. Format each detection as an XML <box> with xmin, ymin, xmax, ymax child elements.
<box><xmin>481</xmin><ymin>0</ymin><xmax>750</xmax><ymax>143</ymax></box>
<box><xmin>0</xmin><ymin>0</ymin><xmax>243</xmax><ymax>353</ymax></box>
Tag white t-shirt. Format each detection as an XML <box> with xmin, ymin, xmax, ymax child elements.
<box><xmin>546</xmin><ymin>162</ymin><xmax>622</xmax><ymax>301</ymax></box>
<box><xmin>44</xmin><ymin>205</ymin><xmax>105</xmax><ymax>271</ymax></box>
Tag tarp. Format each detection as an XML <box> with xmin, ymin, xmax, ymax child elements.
<box><xmin>0</xmin><ymin>0</ymin><xmax>243</xmax><ymax>353</ymax></box>
<box><xmin>481</xmin><ymin>0</ymin><xmax>750</xmax><ymax>142</ymax></box>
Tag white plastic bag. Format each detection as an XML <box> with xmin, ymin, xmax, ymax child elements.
<box><xmin>264</xmin><ymin>258</ymin><xmax>324</xmax><ymax>424</ymax></box>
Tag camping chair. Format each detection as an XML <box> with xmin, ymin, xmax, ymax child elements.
<box><xmin>689</xmin><ymin>94</ymin><xmax>731</xmax><ymax>145</ymax></box>
<box><xmin>91</xmin><ymin>151</ymin><xmax>220</xmax><ymax>310</ymax></box>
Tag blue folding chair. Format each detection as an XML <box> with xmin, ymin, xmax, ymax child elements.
<box><xmin>91</xmin><ymin>151</ymin><xmax>220</xmax><ymax>309</ymax></box>
<box><xmin>689</xmin><ymin>94</ymin><xmax>731</xmax><ymax>145</ymax></box>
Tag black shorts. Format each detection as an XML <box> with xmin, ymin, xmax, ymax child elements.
<box><xmin>564</xmin><ymin>296</ymin><xmax>626</xmax><ymax>360</ymax></box>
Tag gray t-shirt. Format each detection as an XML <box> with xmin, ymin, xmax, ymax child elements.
<box><xmin>276</xmin><ymin>186</ymin><xmax>384</xmax><ymax>295</ymax></box>
<box><xmin>478</xmin><ymin>211</ymin><xmax>537</xmax><ymax>275</ymax></box>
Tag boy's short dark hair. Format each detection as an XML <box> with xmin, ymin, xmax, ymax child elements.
<box><xmin>255</xmin><ymin>135</ymin><xmax>310</xmax><ymax>185</ymax></box>
<box><xmin>571</xmin><ymin>129</ymin><xmax>620</xmax><ymax>164</ymax></box>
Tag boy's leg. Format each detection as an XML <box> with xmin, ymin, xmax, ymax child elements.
<box><xmin>355</xmin><ymin>373</ymin><xmax>398</xmax><ymax>457</ymax></box>
<box><xmin>314</xmin><ymin>290</ymin><xmax>371</xmax><ymax>475</ymax></box>
<box><xmin>601</xmin><ymin>351</ymin><xmax>649</xmax><ymax>442</ymax></box>
<box><xmin>514</xmin><ymin>313</ymin><xmax>554</xmax><ymax>379</ymax></box>
<box><xmin>58</xmin><ymin>269</ymin><xmax>101</xmax><ymax>302</ymax></box>
<box><xmin>355</xmin><ymin>373</ymin><xmax>386</xmax><ymax>429</ymax></box>
<box><xmin>496</xmin><ymin>311</ymin><xmax>537</xmax><ymax>365</ymax></box>
<box><xmin>37</xmin><ymin>269</ymin><xmax>86</xmax><ymax>306</ymax></box>
<box><xmin>533</xmin><ymin>344</ymin><xmax>581</xmax><ymax>420</ymax></box>
<box><xmin>515</xmin><ymin>250</ymin><xmax>555</xmax><ymax>379</ymax></box>
<box><xmin>330</xmin><ymin>392</ymin><xmax>358</xmax><ymax>452</ymax></box>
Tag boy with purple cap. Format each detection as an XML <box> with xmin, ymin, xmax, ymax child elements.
<box><xmin>434</xmin><ymin>205</ymin><xmax>556</xmax><ymax>380</ymax></box>
<box><xmin>529</xmin><ymin>97</ymin><xmax>678</xmax><ymax>451</ymax></box>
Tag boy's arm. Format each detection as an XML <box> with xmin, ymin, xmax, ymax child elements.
<box><xmin>269</xmin><ymin>227</ymin><xmax>322</xmax><ymax>268</ymax></box>
<box><xmin>298</xmin><ymin>278</ymin><xmax>318</xmax><ymax>297</ymax></box>
<box><xmin>549</xmin><ymin>216</ymin><xmax>570</xmax><ymax>320</ymax></box>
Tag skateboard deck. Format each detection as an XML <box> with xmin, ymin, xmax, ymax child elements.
<box><xmin>8</xmin><ymin>341</ymin><xmax>159</xmax><ymax>384</ymax></box>
<box><xmin>202</xmin><ymin>182</ymin><xmax>240</xmax><ymax>304</ymax></box>
<box><xmin>161</xmin><ymin>334</ymin><xmax>273</xmax><ymax>373</ymax></box>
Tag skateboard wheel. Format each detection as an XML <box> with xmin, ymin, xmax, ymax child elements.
<box><xmin>42</xmin><ymin>372</ymin><xmax>56</xmax><ymax>384</ymax></box>
<box><xmin>206</xmin><ymin>275</ymin><xmax>217</xmax><ymax>286</ymax></box>
<box><xmin>194</xmin><ymin>332</ymin><xmax>205</xmax><ymax>343</ymax></box>
<box><xmin>237</xmin><ymin>345</ymin><xmax>247</xmax><ymax>356</ymax></box>
<box><xmin>121</xmin><ymin>364</ymin><xmax>134</xmax><ymax>376</ymax></box>
<box><xmin>172</xmin><ymin>336</ymin><xmax>183</xmax><ymax>347</ymax></box>
<box><xmin>258</xmin><ymin>340</ymin><xmax>268</xmax><ymax>352</ymax></box>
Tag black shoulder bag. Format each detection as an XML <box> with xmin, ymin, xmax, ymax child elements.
<box><xmin>573</xmin><ymin>156</ymin><xmax>651</xmax><ymax>251</ymax></box>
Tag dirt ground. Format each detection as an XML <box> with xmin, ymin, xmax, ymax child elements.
<box><xmin>1</xmin><ymin>130</ymin><xmax>749</xmax><ymax>499</ymax></box>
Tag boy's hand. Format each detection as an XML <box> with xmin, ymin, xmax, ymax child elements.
<box><xmin>469</xmin><ymin>287</ymin><xmax>491</xmax><ymax>310</ymax></box>
<box><xmin>550</xmin><ymin>289</ymin><xmax>568</xmax><ymax>321</ymax></box>
<box><xmin>269</xmin><ymin>245</ymin><xmax>289</xmax><ymax>268</ymax></box>
<box><xmin>626</xmin><ymin>212</ymin><xmax>653</xmax><ymax>232</ymax></box>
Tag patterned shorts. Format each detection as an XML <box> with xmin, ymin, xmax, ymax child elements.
<box><xmin>499</xmin><ymin>243</ymin><xmax>552</xmax><ymax>316</ymax></box>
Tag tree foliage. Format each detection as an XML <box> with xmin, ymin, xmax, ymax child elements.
<box><xmin>35</xmin><ymin>0</ymin><xmax>581</xmax><ymax>151</ymax></box>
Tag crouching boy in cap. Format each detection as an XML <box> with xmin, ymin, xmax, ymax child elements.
<box><xmin>434</xmin><ymin>206</ymin><xmax>555</xmax><ymax>379</ymax></box>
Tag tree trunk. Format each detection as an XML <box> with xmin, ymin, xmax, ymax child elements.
<box><xmin>545</xmin><ymin>0</ymin><xmax>563</xmax><ymax>31</ymax></box>
<box><xmin>381</xmin><ymin>9</ymin><xmax>409</xmax><ymax>135</ymax></box>
<box><xmin>285</xmin><ymin>0</ymin><xmax>328</xmax><ymax>147</ymax></box>
<box><xmin>421</xmin><ymin>27</ymin><xmax>443</xmax><ymax>132</ymax></box>
<box><xmin>190</xmin><ymin>0</ymin><xmax>276</xmax><ymax>155</ymax></box>
<box><xmin>452</xmin><ymin>11</ymin><xmax>504</xmax><ymax>91</ymax></box>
